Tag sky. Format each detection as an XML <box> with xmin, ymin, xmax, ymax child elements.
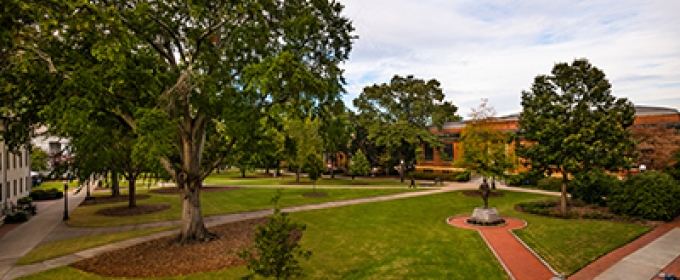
<box><xmin>337</xmin><ymin>0</ymin><xmax>680</xmax><ymax>118</ymax></box>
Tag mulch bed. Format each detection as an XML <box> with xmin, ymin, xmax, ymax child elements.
<box><xmin>463</xmin><ymin>191</ymin><xmax>505</xmax><ymax>197</ymax></box>
<box><xmin>81</xmin><ymin>195</ymin><xmax>151</xmax><ymax>206</ymax></box>
<box><xmin>95</xmin><ymin>204</ymin><xmax>172</xmax><ymax>216</ymax></box>
<box><xmin>302</xmin><ymin>192</ymin><xmax>328</xmax><ymax>197</ymax></box>
<box><xmin>150</xmin><ymin>186</ymin><xmax>243</xmax><ymax>195</ymax></box>
<box><xmin>71</xmin><ymin>217</ymin><xmax>269</xmax><ymax>277</ymax></box>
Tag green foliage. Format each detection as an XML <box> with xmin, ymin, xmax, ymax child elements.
<box><xmin>609</xmin><ymin>171</ymin><xmax>680</xmax><ymax>221</ymax></box>
<box><xmin>353</xmin><ymin>75</ymin><xmax>460</xmax><ymax>172</ymax></box>
<box><xmin>5</xmin><ymin>212</ymin><xmax>30</xmax><ymax>223</ymax></box>
<box><xmin>569</xmin><ymin>170</ymin><xmax>620</xmax><ymax>206</ymax></box>
<box><xmin>410</xmin><ymin>171</ymin><xmax>470</xmax><ymax>182</ymax></box>
<box><xmin>17</xmin><ymin>197</ymin><xmax>33</xmax><ymax>204</ymax></box>
<box><xmin>239</xmin><ymin>190</ymin><xmax>312</xmax><ymax>280</ymax></box>
<box><xmin>506</xmin><ymin>170</ymin><xmax>546</xmax><ymax>186</ymax></box>
<box><xmin>456</xmin><ymin>99</ymin><xmax>516</xmax><ymax>179</ymax></box>
<box><xmin>305</xmin><ymin>154</ymin><xmax>325</xmax><ymax>182</ymax></box>
<box><xmin>30</xmin><ymin>146</ymin><xmax>50</xmax><ymax>172</ymax></box>
<box><xmin>349</xmin><ymin>150</ymin><xmax>371</xmax><ymax>176</ymax></box>
<box><xmin>29</xmin><ymin>188</ymin><xmax>64</xmax><ymax>200</ymax></box>
<box><xmin>536</xmin><ymin>177</ymin><xmax>563</xmax><ymax>192</ymax></box>
<box><xmin>517</xmin><ymin>59</ymin><xmax>637</xmax><ymax>212</ymax></box>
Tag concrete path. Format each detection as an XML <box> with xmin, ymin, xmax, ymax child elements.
<box><xmin>594</xmin><ymin>228</ymin><xmax>680</xmax><ymax>280</ymax></box>
<box><xmin>448</xmin><ymin>216</ymin><xmax>557</xmax><ymax>280</ymax></box>
<box><xmin>0</xmin><ymin>181</ymin><xmax>561</xmax><ymax>279</ymax></box>
<box><xmin>0</xmin><ymin>185</ymin><xmax>87</xmax><ymax>280</ymax></box>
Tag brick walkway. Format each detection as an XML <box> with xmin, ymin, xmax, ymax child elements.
<box><xmin>448</xmin><ymin>216</ymin><xmax>556</xmax><ymax>280</ymax></box>
<box><xmin>569</xmin><ymin>217</ymin><xmax>680</xmax><ymax>280</ymax></box>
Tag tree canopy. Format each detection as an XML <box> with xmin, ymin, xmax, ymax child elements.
<box><xmin>353</xmin><ymin>75</ymin><xmax>459</xmax><ymax>180</ymax></box>
<box><xmin>5</xmin><ymin>0</ymin><xmax>355</xmax><ymax>243</ymax></box>
<box><xmin>456</xmin><ymin>99</ymin><xmax>516</xmax><ymax>179</ymax></box>
<box><xmin>517</xmin><ymin>59</ymin><xmax>636</xmax><ymax>214</ymax></box>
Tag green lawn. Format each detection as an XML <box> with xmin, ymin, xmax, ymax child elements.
<box><xmin>67</xmin><ymin>187</ymin><xmax>422</xmax><ymax>227</ymax></box>
<box><xmin>31</xmin><ymin>180</ymin><xmax>79</xmax><ymax>191</ymax></box>
<box><xmin>204</xmin><ymin>172</ymin><xmax>410</xmax><ymax>186</ymax></box>
<box><xmin>20</xmin><ymin>190</ymin><xmax>652</xmax><ymax>279</ymax></box>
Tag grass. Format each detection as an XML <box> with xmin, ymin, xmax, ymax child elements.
<box><xmin>19</xmin><ymin>191</ymin><xmax>653</xmax><ymax>279</ymax></box>
<box><xmin>17</xmin><ymin>226</ymin><xmax>178</xmax><ymax>265</ymax></box>
<box><xmin>66</xmin><ymin>187</ymin><xmax>422</xmax><ymax>227</ymax></box>
<box><xmin>204</xmin><ymin>172</ymin><xmax>410</xmax><ymax>186</ymax></box>
<box><xmin>31</xmin><ymin>180</ymin><xmax>79</xmax><ymax>191</ymax></box>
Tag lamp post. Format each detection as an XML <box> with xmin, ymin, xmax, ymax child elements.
<box><xmin>62</xmin><ymin>180</ymin><xmax>69</xmax><ymax>221</ymax></box>
<box><xmin>400</xmin><ymin>159</ymin><xmax>405</xmax><ymax>183</ymax></box>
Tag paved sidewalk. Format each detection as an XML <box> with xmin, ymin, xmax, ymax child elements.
<box><xmin>0</xmin><ymin>186</ymin><xmax>87</xmax><ymax>280</ymax></box>
<box><xmin>448</xmin><ymin>216</ymin><xmax>557</xmax><ymax>280</ymax></box>
<box><xmin>0</xmin><ymin>181</ymin><xmax>560</xmax><ymax>279</ymax></box>
<box><xmin>570</xmin><ymin>217</ymin><xmax>680</xmax><ymax>280</ymax></box>
<box><xmin>594</xmin><ymin>228</ymin><xmax>680</xmax><ymax>280</ymax></box>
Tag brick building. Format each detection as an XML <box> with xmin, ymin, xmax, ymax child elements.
<box><xmin>416</xmin><ymin>105</ymin><xmax>680</xmax><ymax>173</ymax></box>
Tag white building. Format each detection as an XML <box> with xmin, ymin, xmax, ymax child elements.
<box><xmin>31</xmin><ymin>125</ymin><xmax>70</xmax><ymax>173</ymax></box>
<box><xmin>0</xmin><ymin>127</ymin><xmax>31</xmax><ymax>207</ymax></box>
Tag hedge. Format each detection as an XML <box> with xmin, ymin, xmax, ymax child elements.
<box><xmin>609</xmin><ymin>171</ymin><xmax>680</xmax><ymax>221</ymax></box>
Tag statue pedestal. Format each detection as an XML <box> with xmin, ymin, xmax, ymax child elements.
<box><xmin>466</xmin><ymin>207</ymin><xmax>506</xmax><ymax>226</ymax></box>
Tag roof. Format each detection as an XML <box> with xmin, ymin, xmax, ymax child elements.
<box><xmin>433</xmin><ymin>105</ymin><xmax>679</xmax><ymax>130</ymax></box>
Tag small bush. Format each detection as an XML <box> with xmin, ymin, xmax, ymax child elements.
<box><xmin>507</xmin><ymin>170</ymin><xmax>546</xmax><ymax>186</ymax></box>
<box><xmin>6</xmin><ymin>212</ymin><xmax>29</xmax><ymax>223</ymax></box>
<box><xmin>17</xmin><ymin>197</ymin><xmax>33</xmax><ymax>204</ymax></box>
<box><xmin>566</xmin><ymin>211</ymin><xmax>579</xmax><ymax>219</ymax></box>
<box><xmin>537</xmin><ymin>177</ymin><xmax>562</xmax><ymax>191</ymax></box>
<box><xmin>569</xmin><ymin>170</ymin><xmax>620</xmax><ymax>206</ymax></box>
<box><xmin>30</xmin><ymin>188</ymin><xmax>63</xmax><ymax>200</ymax></box>
<box><xmin>410</xmin><ymin>170</ymin><xmax>470</xmax><ymax>182</ymax></box>
<box><xmin>609</xmin><ymin>171</ymin><xmax>680</xmax><ymax>221</ymax></box>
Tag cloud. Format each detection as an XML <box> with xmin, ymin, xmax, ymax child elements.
<box><xmin>338</xmin><ymin>0</ymin><xmax>680</xmax><ymax>117</ymax></box>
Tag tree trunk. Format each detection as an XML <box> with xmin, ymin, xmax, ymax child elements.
<box><xmin>330</xmin><ymin>159</ymin><xmax>335</xmax><ymax>179</ymax></box>
<box><xmin>111</xmin><ymin>171</ymin><xmax>120</xmax><ymax>197</ymax></box>
<box><xmin>265</xmin><ymin>165</ymin><xmax>270</xmax><ymax>174</ymax></box>
<box><xmin>178</xmin><ymin>181</ymin><xmax>217</xmax><ymax>244</ymax></box>
<box><xmin>241</xmin><ymin>167</ymin><xmax>246</xmax><ymax>178</ymax></box>
<box><xmin>296</xmin><ymin>166</ymin><xmax>301</xmax><ymax>182</ymax></box>
<box><xmin>560</xmin><ymin>172</ymin><xmax>568</xmax><ymax>215</ymax></box>
<box><xmin>276</xmin><ymin>160</ymin><xmax>281</xmax><ymax>176</ymax></box>
<box><xmin>128</xmin><ymin>177</ymin><xmax>136</xmax><ymax>208</ymax></box>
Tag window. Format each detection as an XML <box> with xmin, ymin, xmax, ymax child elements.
<box><xmin>444</xmin><ymin>143</ymin><xmax>454</xmax><ymax>161</ymax></box>
<box><xmin>424</xmin><ymin>143</ymin><xmax>434</xmax><ymax>161</ymax></box>
<box><xmin>14</xmin><ymin>180</ymin><xmax>17</xmax><ymax>196</ymax></box>
<box><xmin>13</xmin><ymin>152</ymin><xmax>16</xmax><ymax>169</ymax></box>
<box><xmin>25</xmin><ymin>148</ymin><xmax>29</xmax><ymax>166</ymax></box>
<box><xmin>18</xmin><ymin>151</ymin><xmax>22</xmax><ymax>168</ymax></box>
<box><xmin>0</xmin><ymin>183</ymin><xmax>3</xmax><ymax>201</ymax></box>
<box><xmin>20</xmin><ymin>178</ymin><xmax>23</xmax><ymax>193</ymax></box>
<box><xmin>49</xmin><ymin>142</ymin><xmax>61</xmax><ymax>154</ymax></box>
<box><xmin>0</xmin><ymin>152</ymin><xmax>2</xmax><ymax>170</ymax></box>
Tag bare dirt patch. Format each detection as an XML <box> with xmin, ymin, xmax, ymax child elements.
<box><xmin>150</xmin><ymin>186</ymin><xmax>243</xmax><ymax>195</ymax></box>
<box><xmin>81</xmin><ymin>195</ymin><xmax>151</xmax><ymax>206</ymax></box>
<box><xmin>95</xmin><ymin>204</ymin><xmax>171</xmax><ymax>216</ymax></box>
<box><xmin>71</xmin><ymin>217</ymin><xmax>269</xmax><ymax>277</ymax></box>
<box><xmin>463</xmin><ymin>191</ymin><xmax>505</xmax><ymax>197</ymax></box>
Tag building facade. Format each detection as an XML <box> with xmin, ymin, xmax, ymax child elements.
<box><xmin>417</xmin><ymin>105</ymin><xmax>680</xmax><ymax>173</ymax></box>
<box><xmin>0</xmin><ymin>128</ymin><xmax>32</xmax><ymax>207</ymax></box>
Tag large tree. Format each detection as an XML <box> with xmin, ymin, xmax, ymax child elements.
<box><xmin>456</xmin><ymin>99</ymin><xmax>516</xmax><ymax>180</ymax></box>
<box><xmin>8</xmin><ymin>0</ymin><xmax>354</xmax><ymax>243</ymax></box>
<box><xmin>353</xmin><ymin>75</ymin><xmax>459</xmax><ymax>182</ymax></box>
<box><xmin>517</xmin><ymin>59</ymin><xmax>637</xmax><ymax>214</ymax></box>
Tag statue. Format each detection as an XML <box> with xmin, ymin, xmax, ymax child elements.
<box><xmin>480</xmin><ymin>178</ymin><xmax>490</xmax><ymax>208</ymax></box>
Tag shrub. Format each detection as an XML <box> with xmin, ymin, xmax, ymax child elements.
<box><xmin>569</xmin><ymin>170</ymin><xmax>620</xmax><ymax>206</ymax></box>
<box><xmin>239</xmin><ymin>190</ymin><xmax>311</xmax><ymax>279</ymax></box>
<box><xmin>536</xmin><ymin>177</ymin><xmax>562</xmax><ymax>191</ymax></box>
<box><xmin>6</xmin><ymin>212</ymin><xmax>29</xmax><ymax>223</ymax></box>
<box><xmin>29</xmin><ymin>188</ymin><xmax>63</xmax><ymax>200</ymax></box>
<box><xmin>17</xmin><ymin>197</ymin><xmax>33</xmax><ymax>204</ymax></box>
<box><xmin>410</xmin><ymin>170</ymin><xmax>470</xmax><ymax>182</ymax></box>
<box><xmin>506</xmin><ymin>170</ymin><xmax>545</xmax><ymax>186</ymax></box>
<box><xmin>609</xmin><ymin>171</ymin><xmax>680</xmax><ymax>221</ymax></box>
